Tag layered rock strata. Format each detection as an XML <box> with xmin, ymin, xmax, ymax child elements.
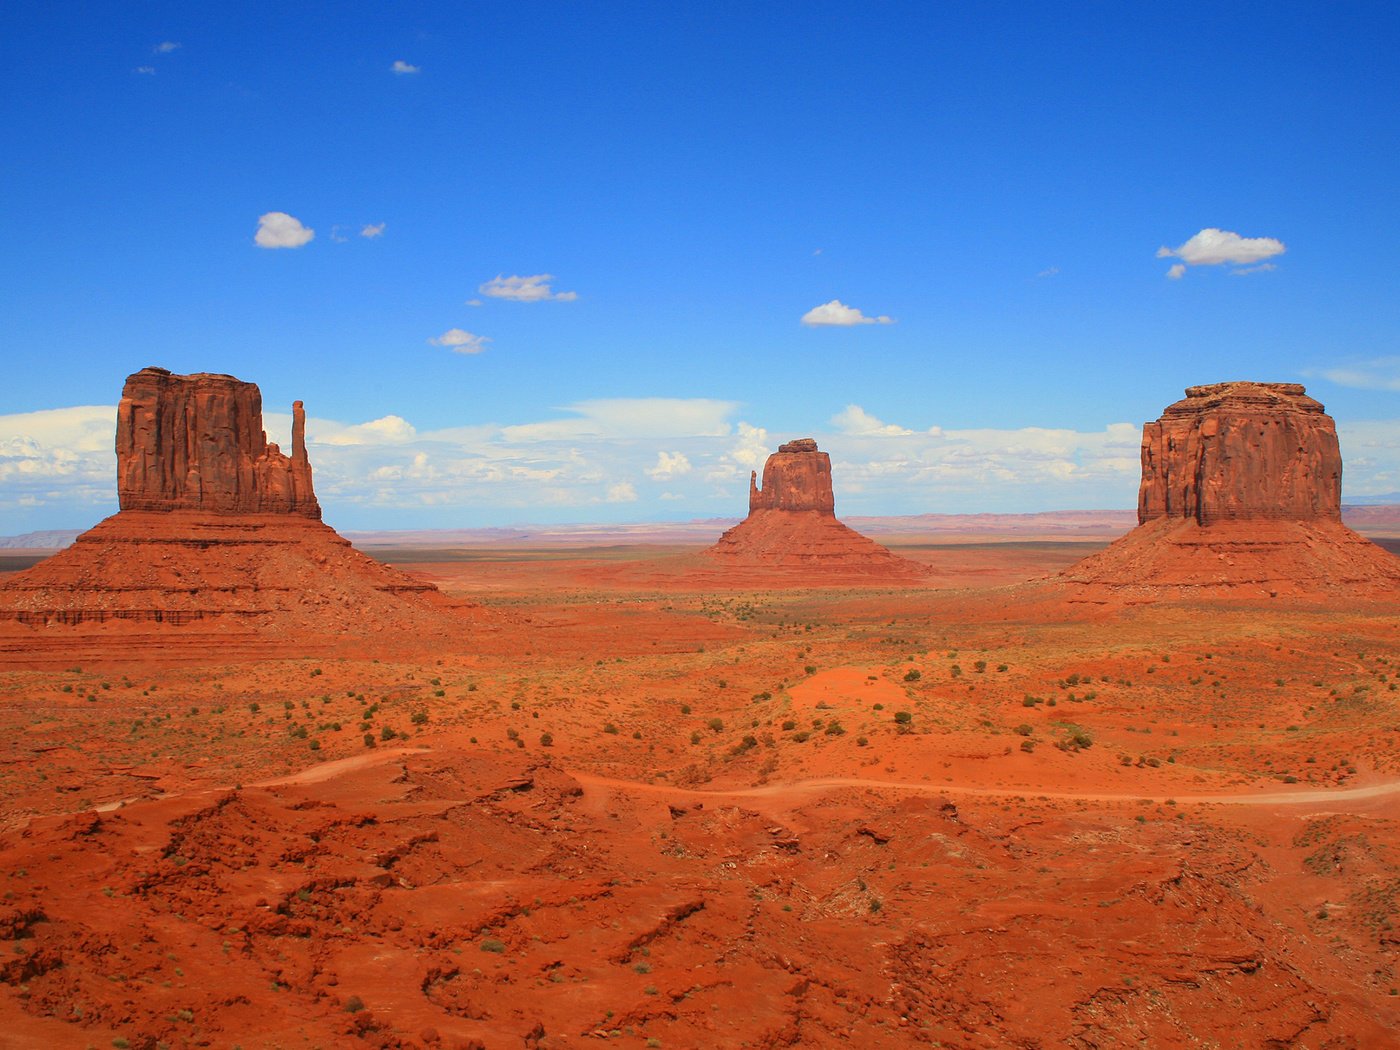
<box><xmin>0</xmin><ymin>368</ymin><xmax>466</xmax><ymax>636</ymax></box>
<box><xmin>1062</xmin><ymin>382</ymin><xmax>1400</xmax><ymax>601</ymax></box>
<box><xmin>707</xmin><ymin>439</ymin><xmax>927</xmax><ymax>580</ymax></box>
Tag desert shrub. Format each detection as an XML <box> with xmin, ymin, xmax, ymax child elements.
<box><xmin>540</xmin><ymin>732</ymin><xmax>554</xmax><ymax>747</ymax></box>
<box><xmin>480</xmin><ymin>939</ymin><xmax>506</xmax><ymax>953</ymax></box>
<box><xmin>1013</xmin><ymin>724</ymin><xmax>1033</xmax><ymax>736</ymax></box>
<box><xmin>893</xmin><ymin>711</ymin><xmax>913</xmax><ymax>726</ymax></box>
<box><xmin>707</xmin><ymin>717</ymin><xmax>724</xmax><ymax>732</ymax></box>
<box><xmin>604</xmin><ymin>722</ymin><xmax>619</xmax><ymax>734</ymax></box>
<box><xmin>344</xmin><ymin>996</ymin><xmax>365</xmax><ymax>1013</ymax></box>
<box><xmin>411</xmin><ymin>710</ymin><xmax>428</xmax><ymax>725</ymax></box>
<box><xmin>903</xmin><ymin>669</ymin><xmax>921</xmax><ymax>682</ymax></box>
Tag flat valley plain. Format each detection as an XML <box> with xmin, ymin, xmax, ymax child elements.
<box><xmin>2</xmin><ymin>532</ymin><xmax>1399</xmax><ymax>1049</ymax></box>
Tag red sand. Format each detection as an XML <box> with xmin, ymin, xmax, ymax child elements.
<box><xmin>1</xmin><ymin>538</ymin><xmax>1399</xmax><ymax>1048</ymax></box>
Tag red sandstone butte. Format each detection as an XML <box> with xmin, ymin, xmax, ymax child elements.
<box><xmin>707</xmin><ymin>438</ymin><xmax>928</xmax><ymax>580</ymax></box>
<box><xmin>117</xmin><ymin>367</ymin><xmax>320</xmax><ymax>518</ymax></box>
<box><xmin>1138</xmin><ymin>382</ymin><xmax>1340</xmax><ymax>525</ymax></box>
<box><xmin>1061</xmin><ymin>381</ymin><xmax>1400</xmax><ymax>600</ymax></box>
<box><xmin>0</xmin><ymin>368</ymin><xmax>468</xmax><ymax>640</ymax></box>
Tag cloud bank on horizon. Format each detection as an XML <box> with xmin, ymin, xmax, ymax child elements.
<box><xmin>8</xmin><ymin>398</ymin><xmax>1400</xmax><ymax>532</ymax></box>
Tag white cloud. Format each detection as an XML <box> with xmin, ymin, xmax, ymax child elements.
<box><xmin>646</xmin><ymin>451</ymin><xmax>692</xmax><ymax>481</ymax></box>
<box><xmin>1308</xmin><ymin>357</ymin><xmax>1400</xmax><ymax>393</ymax></box>
<box><xmin>1036</xmin><ymin>266</ymin><xmax>1060</xmax><ymax>279</ymax></box>
<box><xmin>501</xmin><ymin>399</ymin><xmax>738</xmax><ymax>442</ymax></box>
<box><xmin>154</xmin><ymin>41</ymin><xmax>181</xmax><ymax>54</ymax></box>
<box><xmin>392</xmin><ymin>60</ymin><xmax>420</xmax><ymax>75</ymax></box>
<box><xmin>1166</xmin><ymin>263</ymin><xmax>1186</xmax><ymax>280</ymax></box>
<box><xmin>831</xmin><ymin>404</ymin><xmax>913</xmax><ymax>436</ymax></box>
<box><xmin>135</xmin><ymin>66</ymin><xmax>156</xmax><ymax>75</ymax></box>
<box><xmin>1231</xmin><ymin>262</ymin><xmax>1277</xmax><ymax>276</ymax></box>
<box><xmin>726</xmin><ymin>422</ymin><xmax>771</xmax><ymax>470</ymax></box>
<box><xmin>1156</xmin><ymin>227</ymin><xmax>1285</xmax><ymax>277</ymax></box>
<box><xmin>17</xmin><ymin>393</ymin><xmax>1400</xmax><ymax>528</ymax></box>
<box><xmin>478</xmin><ymin>274</ymin><xmax>578</xmax><ymax>302</ymax></box>
<box><xmin>800</xmin><ymin>299</ymin><xmax>894</xmax><ymax>326</ymax></box>
<box><xmin>311</xmin><ymin>415</ymin><xmax>417</xmax><ymax>446</ymax></box>
<box><xmin>360</xmin><ymin>223</ymin><xmax>386</xmax><ymax>239</ymax></box>
<box><xmin>428</xmin><ymin>328</ymin><xmax>490</xmax><ymax>354</ymax></box>
<box><xmin>465</xmin><ymin>299</ymin><xmax>484</xmax><ymax>307</ymax></box>
<box><xmin>254</xmin><ymin>211</ymin><xmax>315</xmax><ymax>249</ymax></box>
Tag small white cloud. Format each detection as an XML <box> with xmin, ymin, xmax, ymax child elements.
<box><xmin>479</xmin><ymin>274</ymin><xmax>578</xmax><ymax>302</ymax></box>
<box><xmin>1232</xmin><ymin>262</ymin><xmax>1276</xmax><ymax>276</ymax></box>
<box><xmin>465</xmin><ymin>299</ymin><xmax>484</xmax><ymax>307</ymax></box>
<box><xmin>1036</xmin><ymin>266</ymin><xmax>1060</xmax><ymax>279</ymax></box>
<box><xmin>1156</xmin><ymin>227</ymin><xmax>1285</xmax><ymax>277</ymax></box>
<box><xmin>831</xmin><ymin>405</ymin><xmax>913</xmax><ymax>436</ymax></box>
<box><xmin>254</xmin><ymin>211</ymin><xmax>315</xmax><ymax>249</ymax></box>
<box><xmin>154</xmin><ymin>41</ymin><xmax>181</xmax><ymax>54</ymax></box>
<box><xmin>392</xmin><ymin>60</ymin><xmax>420</xmax><ymax>75</ymax></box>
<box><xmin>800</xmin><ymin>299</ymin><xmax>894</xmax><ymax>326</ymax></box>
<box><xmin>360</xmin><ymin>222</ymin><xmax>386</xmax><ymax>239</ymax></box>
<box><xmin>1166</xmin><ymin>263</ymin><xmax>1186</xmax><ymax>280</ymax></box>
<box><xmin>605</xmin><ymin>481</ymin><xmax>638</xmax><ymax>503</ymax></box>
<box><xmin>428</xmin><ymin>328</ymin><xmax>490</xmax><ymax>354</ymax></box>
<box><xmin>646</xmin><ymin>451</ymin><xmax>693</xmax><ymax>481</ymax></box>
<box><xmin>135</xmin><ymin>66</ymin><xmax>156</xmax><ymax>75</ymax></box>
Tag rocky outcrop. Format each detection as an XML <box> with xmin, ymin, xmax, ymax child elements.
<box><xmin>748</xmin><ymin>438</ymin><xmax>836</xmax><ymax>515</ymax></box>
<box><xmin>708</xmin><ymin>439</ymin><xmax>928</xmax><ymax>582</ymax></box>
<box><xmin>1138</xmin><ymin>382</ymin><xmax>1340</xmax><ymax>526</ymax></box>
<box><xmin>0</xmin><ymin>367</ymin><xmax>471</xmax><ymax>642</ymax></box>
<box><xmin>117</xmin><ymin>367</ymin><xmax>320</xmax><ymax>518</ymax></box>
<box><xmin>1060</xmin><ymin>382</ymin><xmax>1400</xmax><ymax>601</ymax></box>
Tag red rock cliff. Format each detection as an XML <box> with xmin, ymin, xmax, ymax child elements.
<box><xmin>1137</xmin><ymin>382</ymin><xmax>1340</xmax><ymax>526</ymax></box>
<box><xmin>749</xmin><ymin>438</ymin><xmax>836</xmax><ymax>515</ymax></box>
<box><xmin>116</xmin><ymin>367</ymin><xmax>320</xmax><ymax>518</ymax></box>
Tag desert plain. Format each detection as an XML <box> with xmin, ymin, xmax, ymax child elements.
<box><xmin>2</xmin><ymin>521</ymin><xmax>1400</xmax><ymax>1049</ymax></box>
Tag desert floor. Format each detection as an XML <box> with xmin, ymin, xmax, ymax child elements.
<box><xmin>1</xmin><ymin>537</ymin><xmax>1398</xmax><ymax>1049</ymax></box>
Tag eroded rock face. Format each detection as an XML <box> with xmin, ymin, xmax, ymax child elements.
<box><xmin>1138</xmin><ymin>382</ymin><xmax>1340</xmax><ymax>526</ymax></box>
<box><xmin>748</xmin><ymin>438</ymin><xmax>836</xmax><ymax>515</ymax></box>
<box><xmin>116</xmin><ymin>367</ymin><xmax>320</xmax><ymax>518</ymax></box>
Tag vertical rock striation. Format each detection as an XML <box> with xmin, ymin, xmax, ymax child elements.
<box><xmin>116</xmin><ymin>367</ymin><xmax>320</xmax><ymax>518</ymax></box>
<box><xmin>748</xmin><ymin>438</ymin><xmax>837</xmax><ymax>515</ymax></box>
<box><xmin>1137</xmin><ymin>382</ymin><xmax>1340</xmax><ymax>526</ymax></box>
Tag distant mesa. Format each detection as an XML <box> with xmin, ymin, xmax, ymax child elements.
<box><xmin>0</xmin><ymin>367</ymin><xmax>470</xmax><ymax>643</ymax></box>
<box><xmin>1061</xmin><ymin>381</ymin><xmax>1400</xmax><ymax>600</ymax></box>
<box><xmin>706</xmin><ymin>438</ymin><xmax>928</xmax><ymax>580</ymax></box>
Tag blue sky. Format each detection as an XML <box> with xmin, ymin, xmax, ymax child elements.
<box><xmin>4</xmin><ymin>3</ymin><xmax>1400</xmax><ymax>531</ymax></box>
